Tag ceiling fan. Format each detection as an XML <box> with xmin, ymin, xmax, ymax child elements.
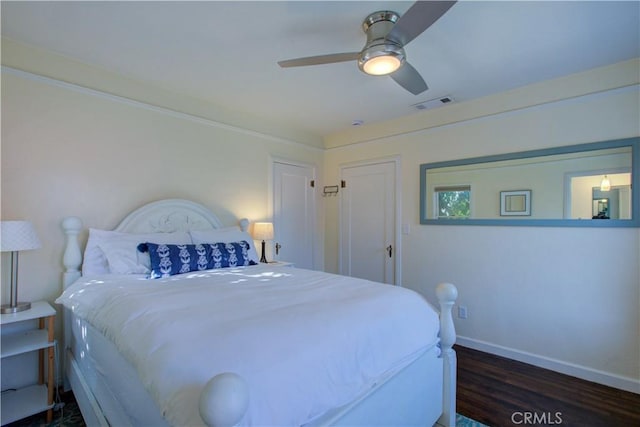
<box><xmin>278</xmin><ymin>1</ymin><xmax>457</xmax><ymax>95</ymax></box>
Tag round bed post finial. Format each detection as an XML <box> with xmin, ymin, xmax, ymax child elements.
<box><xmin>62</xmin><ymin>216</ymin><xmax>83</xmax><ymax>287</ymax></box>
<box><xmin>436</xmin><ymin>282</ymin><xmax>457</xmax><ymax>427</ymax></box>
<box><xmin>199</xmin><ymin>373</ymin><xmax>249</xmax><ymax>427</ymax></box>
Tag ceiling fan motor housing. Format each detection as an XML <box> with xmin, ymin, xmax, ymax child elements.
<box><xmin>362</xmin><ymin>11</ymin><xmax>399</xmax><ymax>36</ymax></box>
<box><xmin>358</xmin><ymin>10</ymin><xmax>406</xmax><ymax>75</ymax></box>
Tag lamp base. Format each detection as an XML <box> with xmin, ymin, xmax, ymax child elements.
<box><xmin>1</xmin><ymin>301</ymin><xmax>31</xmax><ymax>314</ymax></box>
<box><xmin>260</xmin><ymin>240</ymin><xmax>268</xmax><ymax>263</ymax></box>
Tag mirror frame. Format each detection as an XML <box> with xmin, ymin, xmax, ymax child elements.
<box><xmin>420</xmin><ymin>137</ymin><xmax>640</xmax><ymax>227</ymax></box>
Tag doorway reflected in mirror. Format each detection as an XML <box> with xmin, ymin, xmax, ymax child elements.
<box><xmin>567</xmin><ymin>172</ymin><xmax>631</xmax><ymax>220</ymax></box>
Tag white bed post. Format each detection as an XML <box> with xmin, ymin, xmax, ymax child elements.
<box><xmin>60</xmin><ymin>216</ymin><xmax>84</xmax><ymax>391</ymax></box>
<box><xmin>436</xmin><ymin>282</ymin><xmax>458</xmax><ymax>427</ymax></box>
<box><xmin>62</xmin><ymin>216</ymin><xmax>83</xmax><ymax>287</ymax></box>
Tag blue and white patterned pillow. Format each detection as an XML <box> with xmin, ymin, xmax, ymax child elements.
<box><xmin>137</xmin><ymin>241</ymin><xmax>256</xmax><ymax>279</ymax></box>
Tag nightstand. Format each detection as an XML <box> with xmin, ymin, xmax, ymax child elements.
<box><xmin>268</xmin><ymin>261</ymin><xmax>294</xmax><ymax>267</ymax></box>
<box><xmin>1</xmin><ymin>301</ymin><xmax>56</xmax><ymax>425</ymax></box>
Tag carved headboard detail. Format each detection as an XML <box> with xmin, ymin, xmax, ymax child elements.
<box><xmin>114</xmin><ymin>199</ymin><xmax>225</xmax><ymax>233</ymax></box>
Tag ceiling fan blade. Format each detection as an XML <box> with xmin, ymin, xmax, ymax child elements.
<box><xmin>390</xmin><ymin>62</ymin><xmax>428</xmax><ymax>95</ymax></box>
<box><xmin>278</xmin><ymin>52</ymin><xmax>359</xmax><ymax>68</ymax></box>
<box><xmin>387</xmin><ymin>1</ymin><xmax>457</xmax><ymax>46</ymax></box>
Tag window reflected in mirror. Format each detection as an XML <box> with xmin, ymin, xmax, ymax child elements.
<box><xmin>435</xmin><ymin>186</ymin><xmax>471</xmax><ymax>219</ymax></box>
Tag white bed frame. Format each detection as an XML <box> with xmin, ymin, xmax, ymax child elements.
<box><xmin>61</xmin><ymin>198</ymin><xmax>458</xmax><ymax>427</ymax></box>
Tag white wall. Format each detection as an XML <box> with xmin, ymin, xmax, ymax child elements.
<box><xmin>323</xmin><ymin>60</ymin><xmax>640</xmax><ymax>391</ymax></box>
<box><xmin>1</xmin><ymin>46</ymin><xmax>325</xmax><ymax>343</ymax></box>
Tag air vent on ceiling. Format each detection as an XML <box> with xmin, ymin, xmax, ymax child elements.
<box><xmin>412</xmin><ymin>96</ymin><xmax>453</xmax><ymax>111</ymax></box>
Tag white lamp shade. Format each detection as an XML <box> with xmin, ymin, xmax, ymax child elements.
<box><xmin>252</xmin><ymin>222</ymin><xmax>274</xmax><ymax>241</ymax></box>
<box><xmin>1</xmin><ymin>221</ymin><xmax>42</xmax><ymax>252</ymax></box>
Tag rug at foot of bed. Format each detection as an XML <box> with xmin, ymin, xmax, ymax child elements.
<box><xmin>7</xmin><ymin>394</ymin><xmax>490</xmax><ymax>427</ymax></box>
<box><xmin>456</xmin><ymin>413</ymin><xmax>490</xmax><ymax>427</ymax></box>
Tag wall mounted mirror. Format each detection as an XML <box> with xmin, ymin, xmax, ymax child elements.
<box><xmin>420</xmin><ymin>138</ymin><xmax>639</xmax><ymax>227</ymax></box>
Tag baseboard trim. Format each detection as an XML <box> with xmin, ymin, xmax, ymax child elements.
<box><xmin>456</xmin><ymin>336</ymin><xmax>640</xmax><ymax>394</ymax></box>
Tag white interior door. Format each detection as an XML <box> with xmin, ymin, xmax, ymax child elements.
<box><xmin>273</xmin><ymin>161</ymin><xmax>315</xmax><ymax>269</ymax></box>
<box><xmin>340</xmin><ymin>160</ymin><xmax>397</xmax><ymax>284</ymax></box>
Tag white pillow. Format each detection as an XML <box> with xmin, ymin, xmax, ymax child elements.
<box><xmin>189</xmin><ymin>228</ymin><xmax>260</xmax><ymax>265</ymax></box>
<box><xmin>98</xmin><ymin>239</ymin><xmax>149</xmax><ymax>275</ymax></box>
<box><xmin>82</xmin><ymin>229</ymin><xmax>192</xmax><ymax>275</ymax></box>
<box><xmin>83</xmin><ymin>229</ymin><xmax>125</xmax><ymax>276</ymax></box>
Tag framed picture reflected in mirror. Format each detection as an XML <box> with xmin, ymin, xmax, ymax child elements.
<box><xmin>500</xmin><ymin>190</ymin><xmax>531</xmax><ymax>216</ymax></box>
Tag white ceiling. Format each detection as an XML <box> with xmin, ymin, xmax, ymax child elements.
<box><xmin>2</xmin><ymin>1</ymin><xmax>639</xmax><ymax>138</ymax></box>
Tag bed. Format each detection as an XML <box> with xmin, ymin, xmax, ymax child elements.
<box><xmin>57</xmin><ymin>199</ymin><xmax>458</xmax><ymax>427</ymax></box>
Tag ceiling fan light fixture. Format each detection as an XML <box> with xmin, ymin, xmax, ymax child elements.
<box><xmin>362</xmin><ymin>54</ymin><xmax>402</xmax><ymax>75</ymax></box>
<box><xmin>358</xmin><ymin>44</ymin><xmax>405</xmax><ymax>76</ymax></box>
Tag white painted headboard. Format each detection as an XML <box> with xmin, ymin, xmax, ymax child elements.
<box><xmin>61</xmin><ymin>199</ymin><xmax>249</xmax><ymax>288</ymax></box>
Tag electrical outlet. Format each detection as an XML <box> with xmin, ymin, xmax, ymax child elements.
<box><xmin>458</xmin><ymin>305</ymin><xmax>468</xmax><ymax>319</ymax></box>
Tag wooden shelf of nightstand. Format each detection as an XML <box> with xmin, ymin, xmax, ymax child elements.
<box><xmin>1</xmin><ymin>301</ymin><xmax>56</xmax><ymax>426</ymax></box>
<box><xmin>1</xmin><ymin>385</ymin><xmax>54</xmax><ymax>425</ymax></box>
<box><xmin>1</xmin><ymin>329</ymin><xmax>54</xmax><ymax>358</ymax></box>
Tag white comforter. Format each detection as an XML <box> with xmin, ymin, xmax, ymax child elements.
<box><xmin>56</xmin><ymin>264</ymin><xmax>440</xmax><ymax>427</ymax></box>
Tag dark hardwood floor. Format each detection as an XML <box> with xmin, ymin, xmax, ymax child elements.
<box><xmin>455</xmin><ymin>345</ymin><xmax>640</xmax><ymax>427</ymax></box>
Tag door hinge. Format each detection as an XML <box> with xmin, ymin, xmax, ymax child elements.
<box><xmin>310</xmin><ymin>180</ymin><xmax>315</xmax><ymax>188</ymax></box>
<box><xmin>341</xmin><ymin>180</ymin><xmax>346</xmax><ymax>188</ymax></box>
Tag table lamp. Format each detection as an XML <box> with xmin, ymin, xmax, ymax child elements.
<box><xmin>1</xmin><ymin>220</ymin><xmax>41</xmax><ymax>314</ymax></box>
<box><xmin>252</xmin><ymin>222</ymin><xmax>274</xmax><ymax>263</ymax></box>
